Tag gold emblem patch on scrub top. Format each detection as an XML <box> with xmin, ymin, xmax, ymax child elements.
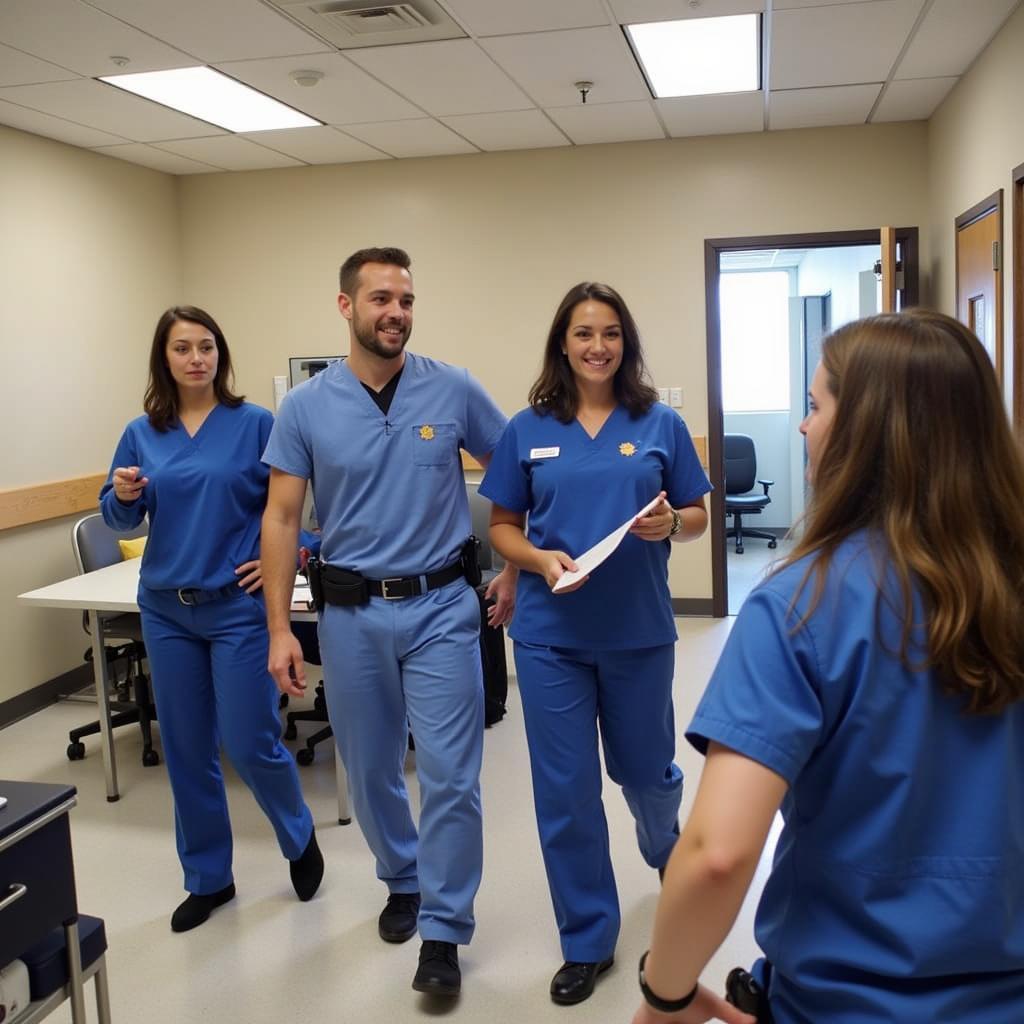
<box><xmin>619</xmin><ymin>442</ymin><xmax>637</xmax><ymax>456</ymax></box>
<box><xmin>419</xmin><ymin>425</ymin><xmax>435</xmax><ymax>441</ymax></box>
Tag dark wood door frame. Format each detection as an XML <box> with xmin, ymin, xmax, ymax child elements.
<box><xmin>1013</xmin><ymin>164</ymin><xmax>1024</xmax><ymax>436</ymax></box>
<box><xmin>704</xmin><ymin>227</ymin><xmax>920</xmax><ymax>617</ymax></box>
<box><xmin>955</xmin><ymin>189</ymin><xmax>1004</xmax><ymax>383</ymax></box>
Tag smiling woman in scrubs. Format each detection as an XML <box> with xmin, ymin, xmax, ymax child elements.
<box><xmin>101</xmin><ymin>306</ymin><xmax>322</xmax><ymax>933</ymax></box>
<box><xmin>480</xmin><ymin>282</ymin><xmax>710</xmax><ymax>1006</ymax></box>
<box><xmin>630</xmin><ymin>309</ymin><xmax>1024</xmax><ymax>1024</ymax></box>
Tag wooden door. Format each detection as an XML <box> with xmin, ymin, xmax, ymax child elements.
<box><xmin>956</xmin><ymin>192</ymin><xmax>1003</xmax><ymax>381</ymax></box>
<box><xmin>1013</xmin><ymin>163</ymin><xmax>1024</xmax><ymax>435</ymax></box>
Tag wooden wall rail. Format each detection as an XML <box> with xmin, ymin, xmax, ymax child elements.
<box><xmin>5</xmin><ymin>435</ymin><xmax>707</xmax><ymax>532</ymax></box>
<box><xmin>0</xmin><ymin>473</ymin><xmax>107</xmax><ymax>532</ymax></box>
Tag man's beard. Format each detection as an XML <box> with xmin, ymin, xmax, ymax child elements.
<box><xmin>352</xmin><ymin>313</ymin><xmax>411</xmax><ymax>360</ymax></box>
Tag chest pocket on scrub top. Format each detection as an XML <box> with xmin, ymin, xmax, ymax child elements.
<box><xmin>411</xmin><ymin>422</ymin><xmax>457</xmax><ymax>467</ymax></box>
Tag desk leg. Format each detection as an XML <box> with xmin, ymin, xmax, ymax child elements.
<box><xmin>64</xmin><ymin>918</ymin><xmax>87</xmax><ymax>1023</ymax></box>
<box><xmin>88</xmin><ymin>609</ymin><xmax>120</xmax><ymax>802</ymax></box>
<box><xmin>334</xmin><ymin>746</ymin><xmax>351</xmax><ymax>826</ymax></box>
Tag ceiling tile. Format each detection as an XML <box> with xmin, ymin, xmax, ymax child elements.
<box><xmin>656</xmin><ymin>91</ymin><xmax>764</xmax><ymax>137</ymax></box>
<box><xmin>0</xmin><ymin>79</ymin><xmax>228</xmax><ymax>142</ymax></box>
<box><xmin>895</xmin><ymin>0</ymin><xmax>1019</xmax><ymax>79</ymax></box>
<box><xmin>215</xmin><ymin>53</ymin><xmax>423</xmax><ymax>125</ymax></box>
<box><xmin>346</xmin><ymin>39</ymin><xmax>533</xmax><ymax>117</ymax></box>
<box><xmin>610</xmin><ymin>0</ymin><xmax>764</xmax><ymax>21</ymax></box>
<box><xmin>440</xmin><ymin>109</ymin><xmax>569</xmax><ymax>151</ymax></box>
<box><xmin>769</xmin><ymin>83</ymin><xmax>881</xmax><ymax>129</ymax></box>
<box><xmin>871</xmin><ymin>76</ymin><xmax>958</xmax><ymax>121</ymax></box>
<box><xmin>481</xmin><ymin>27</ymin><xmax>649</xmax><ymax>108</ymax></box>
<box><xmin>442</xmin><ymin>0</ymin><xmax>610</xmax><ymax>36</ymax></box>
<box><xmin>342</xmin><ymin>118</ymin><xmax>480</xmax><ymax>158</ymax></box>
<box><xmin>0</xmin><ymin>0</ymin><xmax>198</xmax><ymax>77</ymax></box>
<box><xmin>0</xmin><ymin>97</ymin><xmax>128</xmax><ymax>147</ymax></box>
<box><xmin>771</xmin><ymin>0</ymin><xmax>922</xmax><ymax>89</ymax></box>
<box><xmin>154</xmin><ymin>135</ymin><xmax>305</xmax><ymax>171</ymax></box>
<box><xmin>238</xmin><ymin>126</ymin><xmax>390</xmax><ymax>163</ymax></box>
<box><xmin>92</xmin><ymin>142</ymin><xmax>221</xmax><ymax>174</ymax></box>
<box><xmin>0</xmin><ymin>43</ymin><xmax>80</xmax><ymax>87</ymax></box>
<box><xmin>774</xmin><ymin>0</ymin><xmax>897</xmax><ymax>7</ymax></box>
<box><xmin>546</xmin><ymin>100</ymin><xmax>665</xmax><ymax>144</ymax></box>
<box><xmin>85</xmin><ymin>0</ymin><xmax>331</xmax><ymax>63</ymax></box>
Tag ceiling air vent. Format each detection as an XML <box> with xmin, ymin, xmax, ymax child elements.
<box><xmin>267</xmin><ymin>0</ymin><xmax>466</xmax><ymax>49</ymax></box>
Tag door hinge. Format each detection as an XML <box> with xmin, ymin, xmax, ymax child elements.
<box><xmin>993</xmin><ymin>240</ymin><xmax>1001</xmax><ymax>272</ymax></box>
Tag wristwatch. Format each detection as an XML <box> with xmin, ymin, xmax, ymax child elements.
<box><xmin>638</xmin><ymin>951</ymin><xmax>698</xmax><ymax>1012</ymax></box>
<box><xmin>668</xmin><ymin>508</ymin><xmax>682</xmax><ymax>537</ymax></box>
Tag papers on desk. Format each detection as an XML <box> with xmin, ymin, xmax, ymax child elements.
<box><xmin>291</xmin><ymin>574</ymin><xmax>313</xmax><ymax>610</ymax></box>
<box><xmin>552</xmin><ymin>494</ymin><xmax>663</xmax><ymax>592</ymax></box>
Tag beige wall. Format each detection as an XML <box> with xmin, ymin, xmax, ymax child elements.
<box><xmin>0</xmin><ymin>127</ymin><xmax>181</xmax><ymax>704</ymax></box>
<box><xmin>179</xmin><ymin>120</ymin><xmax>931</xmax><ymax>603</ymax></box>
<box><xmin>927</xmin><ymin>1</ymin><xmax>1024</xmax><ymax>397</ymax></box>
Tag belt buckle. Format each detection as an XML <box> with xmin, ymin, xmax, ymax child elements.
<box><xmin>177</xmin><ymin>588</ymin><xmax>197</xmax><ymax>606</ymax></box>
<box><xmin>380</xmin><ymin>578</ymin><xmax>406</xmax><ymax>600</ymax></box>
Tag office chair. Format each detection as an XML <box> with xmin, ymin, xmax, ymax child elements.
<box><xmin>284</xmin><ymin>482</ymin><xmax>509</xmax><ymax>763</ymax></box>
<box><xmin>67</xmin><ymin>514</ymin><xmax>159</xmax><ymax>767</ymax></box>
<box><xmin>724</xmin><ymin>434</ymin><xmax>777</xmax><ymax>555</ymax></box>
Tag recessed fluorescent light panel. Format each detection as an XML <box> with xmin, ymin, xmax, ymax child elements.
<box><xmin>626</xmin><ymin>14</ymin><xmax>760</xmax><ymax>99</ymax></box>
<box><xmin>100</xmin><ymin>66</ymin><xmax>320</xmax><ymax>132</ymax></box>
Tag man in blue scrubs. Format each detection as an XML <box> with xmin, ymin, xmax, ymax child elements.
<box><xmin>260</xmin><ymin>247</ymin><xmax>515</xmax><ymax>998</ymax></box>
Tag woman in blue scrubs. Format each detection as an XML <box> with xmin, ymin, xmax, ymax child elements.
<box><xmin>630</xmin><ymin>310</ymin><xmax>1024</xmax><ymax>1024</ymax></box>
<box><xmin>480</xmin><ymin>282</ymin><xmax>710</xmax><ymax>1005</ymax></box>
<box><xmin>101</xmin><ymin>306</ymin><xmax>322</xmax><ymax>933</ymax></box>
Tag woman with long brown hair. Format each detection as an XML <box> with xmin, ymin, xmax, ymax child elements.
<box><xmin>630</xmin><ymin>309</ymin><xmax>1024</xmax><ymax>1024</ymax></box>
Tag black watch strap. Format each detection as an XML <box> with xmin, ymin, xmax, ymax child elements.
<box><xmin>638</xmin><ymin>951</ymin><xmax>698</xmax><ymax>1013</ymax></box>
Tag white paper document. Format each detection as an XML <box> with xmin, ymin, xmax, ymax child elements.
<box><xmin>552</xmin><ymin>494</ymin><xmax>663</xmax><ymax>592</ymax></box>
<box><xmin>291</xmin><ymin>573</ymin><xmax>313</xmax><ymax>609</ymax></box>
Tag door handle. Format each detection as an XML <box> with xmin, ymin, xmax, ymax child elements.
<box><xmin>0</xmin><ymin>882</ymin><xmax>28</xmax><ymax>912</ymax></box>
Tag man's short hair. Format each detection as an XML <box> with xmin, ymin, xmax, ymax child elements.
<box><xmin>339</xmin><ymin>247</ymin><xmax>412</xmax><ymax>296</ymax></box>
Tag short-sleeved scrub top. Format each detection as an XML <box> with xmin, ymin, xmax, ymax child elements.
<box><xmin>100</xmin><ymin>402</ymin><xmax>273</xmax><ymax>592</ymax></box>
<box><xmin>262</xmin><ymin>352</ymin><xmax>507</xmax><ymax>578</ymax></box>
<box><xmin>688</xmin><ymin>532</ymin><xmax>1024</xmax><ymax>1024</ymax></box>
<box><xmin>479</xmin><ymin>402</ymin><xmax>711</xmax><ymax>651</ymax></box>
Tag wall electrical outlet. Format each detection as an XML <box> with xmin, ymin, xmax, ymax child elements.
<box><xmin>273</xmin><ymin>375</ymin><xmax>288</xmax><ymax>411</ymax></box>
<box><xmin>657</xmin><ymin>387</ymin><xmax>670</xmax><ymax>404</ymax></box>
<box><xmin>669</xmin><ymin>387</ymin><xmax>683</xmax><ymax>408</ymax></box>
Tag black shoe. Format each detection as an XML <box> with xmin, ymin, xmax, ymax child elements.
<box><xmin>550</xmin><ymin>957</ymin><xmax>614</xmax><ymax>1005</ymax></box>
<box><xmin>290</xmin><ymin>828</ymin><xmax>324</xmax><ymax>901</ymax></box>
<box><xmin>658</xmin><ymin>865</ymin><xmax>666</xmax><ymax>884</ymax></box>
<box><xmin>378</xmin><ymin>891</ymin><xmax>421</xmax><ymax>943</ymax></box>
<box><xmin>412</xmin><ymin>940</ymin><xmax>461</xmax><ymax>996</ymax></box>
<box><xmin>170</xmin><ymin>883</ymin><xmax>236</xmax><ymax>933</ymax></box>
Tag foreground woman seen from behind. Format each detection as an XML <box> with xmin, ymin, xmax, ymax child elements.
<box><xmin>631</xmin><ymin>309</ymin><xmax>1024</xmax><ymax>1024</ymax></box>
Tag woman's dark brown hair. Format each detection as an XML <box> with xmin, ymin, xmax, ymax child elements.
<box><xmin>781</xmin><ymin>308</ymin><xmax>1024</xmax><ymax>714</ymax></box>
<box><xmin>144</xmin><ymin>305</ymin><xmax>243</xmax><ymax>431</ymax></box>
<box><xmin>528</xmin><ymin>282</ymin><xmax>659</xmax><ymax>422</ymax></box>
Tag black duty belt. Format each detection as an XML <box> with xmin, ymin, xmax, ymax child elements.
<box><xmin>365</xmin><ymin>561</ymin><xmax>465</xmax><ymax>600</ymax></box>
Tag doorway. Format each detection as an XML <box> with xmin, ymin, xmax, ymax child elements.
<box><xmin>705</xmin><ymin>228</ymin><xmax>920</xmax><ymax>617</ymax></box>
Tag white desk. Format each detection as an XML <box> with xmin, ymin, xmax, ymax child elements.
<box><xmin>17</xmin><ymin>561</ymin><xmax>350</xmax><ymax>824</ymax></box>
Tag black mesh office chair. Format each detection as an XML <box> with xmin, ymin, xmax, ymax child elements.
<box><xmin>284</xmin><ymin>482</ymin><xmax>509</xmax><ymax>763</ymax></box>
<box><xmin>67</xmin><ymin>513</ymin><xmax>159</xmax><ymax>767</ymax></box>
<box><xmin>724</xmin><ymin>434</ymin><xmax>777</xmax><ymax>555</ymax></box>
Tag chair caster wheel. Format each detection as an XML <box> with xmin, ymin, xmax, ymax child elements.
<box><xmin>768</xmin><ymin>539</ymin><xmax>778</xmax><ymax>549</ymax></box>
<box><xmin>736</xmin><ymin>546</ymin><xmax>744</xmax><ymax>555</ymax></box>
<box><xmin>284</xmin><ymin>723</ymin><xmax>298</xmax><ymax>740</ymax></box>
<box><xmin>67</xmin><ymin>742</ymin><xmax>86</xmax><ymax>761</ymax></box>
<box><xmin>279</xmin><ymin>694</ymin><xmax>289</xmax><ymax>709</ymax></box>
<box><xmin>142</xmin><ymin>749</ymin><xmax>161</xmax><ymax>767</ymax></box>
<box><xmin>296</xmin><ymin>748</ymin><xmax>315</xmax><ymax>766</ymax></box>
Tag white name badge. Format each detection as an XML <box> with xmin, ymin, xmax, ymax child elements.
<box><xmin>530</xmin><ymin>446</ymin><xmax>560</xmax><ymax>459</ymax></box>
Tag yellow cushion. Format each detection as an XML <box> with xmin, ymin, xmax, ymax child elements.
<box><xmin>118</xmin><ymin>536</ymin><xmax>147</xmax><ymax>560</ymax></box>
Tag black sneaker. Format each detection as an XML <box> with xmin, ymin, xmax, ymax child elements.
<box><xmin>412</xmin><ymin>940</ymin><xmax>460</xmax><ymax>996</ymax></box>
<box><xmin>170</xmin><ymin>883</ymin><xmax>236</xmax><ymax>933</ymax></box>
<box><xmin>290</xmin><ymin>828</ymin><xmax>324</xmax><ymax>901</ymax></box>
<box><xmin>378</xmin><ymin>891</ymin><xmax>421</xmax><ymax>943</ymax></box>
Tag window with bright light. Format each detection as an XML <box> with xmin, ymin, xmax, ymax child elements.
<box><xmin>626</xmin><ymin>14</ymin><xmax>760</xmax><ymax>98</ymax></box>
<box><xmin>721</xmin><ymin>271</ymin><xmax>790</xmax><ymax>412</ymax></box>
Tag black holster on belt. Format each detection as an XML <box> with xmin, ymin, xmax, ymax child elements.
<box><xmin>461</xmin><ymin>535</ymin><xmax>483</xmax><ymax>588</ymax></box>
<box><xmin>307</xmin><ymin>557</ymin><xmax>371</xmax><ymax>610</ymax></box>
<box><xmin>725</xmin><ymin>967</ymin><xmax>774</xmax><ymax>1024</ymax></box>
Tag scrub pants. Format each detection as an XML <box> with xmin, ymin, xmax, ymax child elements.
<box><xmin>138</xmin><ymin>585</ymin><xmax>314</xmax><ymax>895</ymax></box>
<box><xmin>317</xmin><ymin>579</ymin><xmax>484</xmax><ymax>946</ymax></box>
<box><xmin>513</xmin><ymin>641</ymin><xmax>682</xmax><ymax>963</ymax></box>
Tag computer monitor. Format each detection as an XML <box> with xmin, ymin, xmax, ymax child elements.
<box><xmin>288</xmin><ymin>355</ymin><xmax>344</xmax><ymax>389</ymax></box>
